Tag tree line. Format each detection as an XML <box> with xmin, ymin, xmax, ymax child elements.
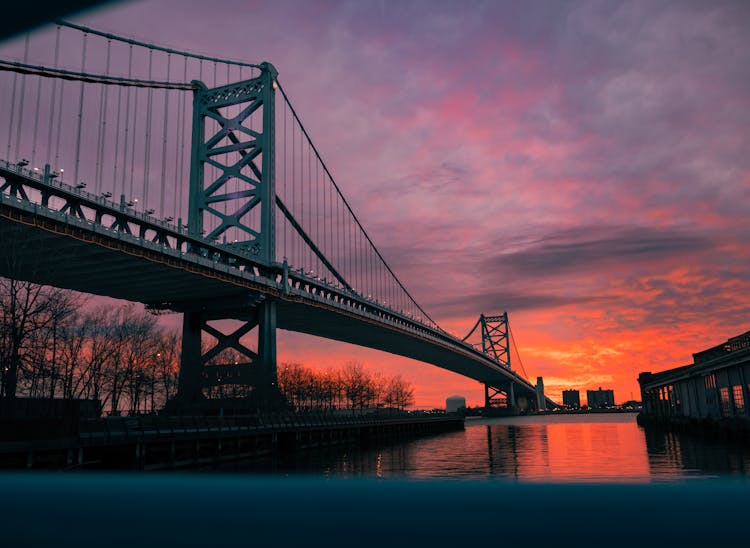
<box><xmin>0</xmin><ymin>277</ymin><xmax>180</xmax><ymax>415</ymax></box>
<box><xmin>278</xmin><ymin>361</ymin><xmax>414</xmax><ymax>412</ymax></box>
<box><xmin>1</xmin><ymin>278</ymin><xmax>415</xmax><ymax>415</ymax></box>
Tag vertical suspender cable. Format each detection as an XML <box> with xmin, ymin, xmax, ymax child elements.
<box><xmin>283</xmin><ymin>98</ymin><xmax>287</xmax><ymax>261</ymax></box>
<box><xmin>316</xmin><ymin>162</ymin><xmax>320</xmax><ymax>279</ymax></box>
<box><xmin>121</xmin><ymin>45</ymin><xmax>133</xmax><ymax>197</ymax></box>
<box><xmin>30</xmin><ymin>49</ymin><xmax>43</xmax><ymax>167</ymax></box>
<box><xmin>308</xmin><ymin>139</ymin><xmax>312</xmax><ymax>272</ymax></box>
<box><xmin>6</xmin><ymin>49</ymin><xmax>18</xmax><ymax>160</ymax></box>
<box><xmin>113</xmin><ymin>56</ymin><xmax>124</xmax><ymax>197</ymax></box>
<box><xmin>13</xmin><ymin>35</ymin><xmax>30</xmax><ymax>161</ymax></box>
<box><xmin>292</xmin><ymin>120</ymin><xmax>296</xmax><ymax>266</ymax></box>
<box><xmin>175</xmin><ymin>56</ymin><xmax>187</xmax><ymax>221</ymax></box>
<box><xmin>144</xmin><ymin>48</ymin><xmax>154</xmax><ymax>208</ymax></box>
<box><xmin>54</xmin><ymin>43</ymin><xmax>66</xmax><ymax>175</ymax></box>
<box><xmin>328</xmin><ymin>175</ymin><xmax>332</xmax><ymax>281</ymax></box>
<box><xmin>324</xmin><ymin>171</ymin><xmax>328</xmax><ymax>278</ymax></box>
<box><xmin>73</xmin><ymin>33</ymin><xmax>88</xmax><ymax>187</ymax></box>
<box><xmin>362</xmin><ymin>232</ymin><xmax>366</xmax><ymax>298</ymax></box>
<box><xmin>299</xmin><ymin>124</ymin><xmax>303</xmax><ymax>269</ymax></box>
<box><xmin>160</xmin><ymin>53</ymin><xmax>171</xmax><ymax>216</ymax></box>
<box><xmin>46</xmin><ymin>26</ymin><xmax>61</xmax><ymax>167</ymax></box>
<box><xmin>128</xmin><ymin>52</ymin><xmax>140</xmax><ymax>200</ymax></box>
<box><xmin>382</xmin><ymin>258</ymin><xmax>385</xmax><ymax>307</ymax></box>
<box><xmin>172</xmin><ymin>80</ymin><xmax>180</xmax><ymax>220</ymax></box>
<box><xmin>366</xmin><ymin>236</ymin><xmax>370</xmax><ymax>300</ymax></box>
<box><xmin>95</xmin><ymin>39</ymin><xmax>112</xmax><ymax>193</ymax></box>
<box><xmin>339</xmin><ymin>192</ymin><xmax>343</xmax><ymax>286</ymax></box>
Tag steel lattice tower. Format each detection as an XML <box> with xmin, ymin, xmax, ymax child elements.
<box><xmin>173</xmin><ymin>63</ymin><xmax>283</xmax><ymax>413</ymax></box>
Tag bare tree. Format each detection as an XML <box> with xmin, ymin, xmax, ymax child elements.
<box><xmin>277</xmin><ymin>361</ymin><xmax>415</xmax><ymax>414</ymax></box>
<box><xmin>384</xmin><ymin>375</ymin><xmax>415</xmax><ymax>411</ymax></box>
<box><xmin>153</xmin><ymin>331</ymin><xmax>180</xmax><ymax>410</ymax></box>
<box><xmin>0</xmin><ymin>277</ymin><xmax>81</xmax><ymax>398</ymax></box>
<box><xmin>101</xmin><ymin>305</ymin><xmax>158</xmax><ymax>415</ymax></box>
<box><xmin>341</xmin><ymin>361</ymin><xmax>377</xmax><ymax>410</ymax></box>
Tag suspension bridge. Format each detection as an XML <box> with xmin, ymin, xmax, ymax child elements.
<box><xmin>0</xmin><ymin>22</ymin><xmax>555</xmax><ymax>413</ymax></box>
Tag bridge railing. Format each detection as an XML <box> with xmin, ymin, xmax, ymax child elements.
<box><xmin>2</xmin><ymin>158</ymin><xmax>477</xmax><ymax>339</ymax></box>
<box><xmin>2</xmin><ymin>162</ymin><xmax>534</xmax><ymax>390</ymax></box>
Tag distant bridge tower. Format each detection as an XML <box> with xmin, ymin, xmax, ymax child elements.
<box><xmin>479</xmin><ymin>312</ymin><xmax>510</xmax><ymax>367</ymax></box>
<box><xmin>174</xmin><ymin>62</ymin><xmax>283</xmax><ymax>413</ymax></box>
<box><xmin>464</xmin><ymin>312</ymin><xmax>517</xmax><ymax>411</ymax></box>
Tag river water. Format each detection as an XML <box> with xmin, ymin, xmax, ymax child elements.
<box><xmin>209</xmin><ymin>412</ymin><xmax>750</xmax><ymax>481</ymax></box>
<box><xmin>6</xmin><ymin>413</ymin><xmax>749</xmax><ymax>547</ymax></box>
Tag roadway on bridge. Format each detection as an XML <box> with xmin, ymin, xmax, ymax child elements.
<box><xmin>0</xmin><ymin>195</ymin><xmax>539</xmax><ymax>401</ymax></box>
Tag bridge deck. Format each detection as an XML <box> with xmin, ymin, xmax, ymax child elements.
<box><xmin>0</xmin><ymin>193</ymin><xmax>538</xmax><ymax>399</ymax></box>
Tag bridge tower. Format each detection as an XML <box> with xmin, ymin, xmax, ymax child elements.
<box><xmin>173</xmin><ymin>62</ymin><xmax>284</xmax><ymax>413</ymax></box>
<box><xmin>476</xmin><ymin>313</ymin><xmax>517</xmax><ymax>412</ymax></box>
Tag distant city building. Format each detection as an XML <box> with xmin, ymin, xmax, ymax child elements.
<box><xmin>587</xmin><ymin>387</ymin><xmax>615</xmax><ymax>409</ymax></box>
<box><xmin>446</xmin><ymin>395</ymin><xmax>466</xmax><ymax>413</ymax></box>
<box><xmin>562</xmin><ymin>390</ymin><xmax>580</xmax><ymax>408</ymax></box>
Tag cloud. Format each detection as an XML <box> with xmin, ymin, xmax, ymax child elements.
<box><xmin>482</xmin><ymin>224</ymin><xmax>712</xmax><ymax>279</ymax></box>
<box><xmin>432</xmin><ymin>289</ymin><xmax>611</xmax><ymax>318</ymax></box>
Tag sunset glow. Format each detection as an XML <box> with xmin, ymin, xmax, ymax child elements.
<box><xmin>38</xmin><ymin>0</ymin><xmax>750</xmax><ymax>408</ymax></box>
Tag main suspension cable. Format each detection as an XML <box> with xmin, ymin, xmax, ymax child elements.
<box><xmin>276</xmin><ymin>81</ymin><xmax>440</xmax><ymax>329</ymax></box>
<box><xmin>508</xmin><ymin>322</ymin><xmax>529</xmax><ymax>378</ymax></box>
<box><xmin>56</xmin><ymin>20</ymin><xmax>262</xmax><ymax>70</ymax></box>
<box><xmin>0</xmin><ymin>59</ymin><xmax>197</xmax><ymax>90</ymax></box>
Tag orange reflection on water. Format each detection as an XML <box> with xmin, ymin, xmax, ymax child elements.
<box><xmin>213</xmin><ymin>413</ymin><xmax>750</xmax><ymax>480</ymax></box>
<box><xmin>377</xmin><ymin>413</ymin><xmax>652</xmax><ymax>482</ymax></box>
<box><xmin>485</xmin><ymin>414</ymin><xmax>651</xmax><ymax>482</ymax></box>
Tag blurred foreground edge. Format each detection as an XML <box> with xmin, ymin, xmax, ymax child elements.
<box><xmin>0</xmin><ymin>472</ymin><xmax>747</xmax><ymax>546</ymax></box>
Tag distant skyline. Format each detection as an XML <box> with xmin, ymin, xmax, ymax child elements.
<box><xmin>4</xmin><ymin>0</ymin><xmax>749</xmax><ymax>408</ymax></box>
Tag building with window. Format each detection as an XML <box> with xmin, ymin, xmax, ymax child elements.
<box><xmin>562</xmin><ymin>390</ymin><xmax>580</xmax><ymax>409</ymax></box>
<box><xmin>587</xmin><ymin>388</ymin><xmax>615</xmax><ymax>409</ymax></box>
<box><xmin>638</xmin><ymin>330</ymin><xmax>750</xmax><ymax>424</ymax></box>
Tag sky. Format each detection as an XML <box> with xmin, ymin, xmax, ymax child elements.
<box><xmin>12</xmin><ymin>0</ymin><xmax>750</xmax><ymax>408</ymax></box>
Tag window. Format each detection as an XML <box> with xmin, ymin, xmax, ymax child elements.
<box><xmin>719</xmin><ymin>387</ymin><xmax>732</xmax><ymax>417</ymax></box>
<box><xmin>733</xmin><ymin>385</ymin><xmax>745</xmax><ymax>414</ymax></box>
<box><xmin>704</xmin><ymin>374</ymin><xmax>716</xmax><ymax>389</ymax></box>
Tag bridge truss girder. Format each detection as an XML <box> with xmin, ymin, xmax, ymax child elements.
<box><xmin>173</xmin><ymin>297</ymin><xmax>283</xmax><ymax>412</ymax></box>
<box><xmin>188</xmin><ymin>62</ymin><xmax>277</xmax><ymax>265</ymax></box>
<box><xmin>462</xmin><ymin>312</ymin><xmax>512</xmax><ymax>370</ymax></box>
<box><xmin>481</xmin><ymin>313</ymin><xmax>510</xmax><ymax>368</ymax></box>
<box><xmin>484</xmin><ymin>382</ymin><xmax>515</xmax><ymax>410</ymax></box>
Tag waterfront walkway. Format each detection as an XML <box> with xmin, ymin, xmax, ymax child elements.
<box><xmin>0</xmin><ymin>413</ymin><xmax>464</xmax><ymax>470</ymax></box>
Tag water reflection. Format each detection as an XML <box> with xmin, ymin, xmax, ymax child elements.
<box><xmin>207</xmin><ymin>413</ymin><xmax>750</xmax><ymax>482</ymax></box>
<box><xmin>644</xmin><ymin>426</ymin><xmax>750</xmax><ymax>478</ymax></box>
<box><xmin>478</xmin><ymin>414</ymin><xmax>650</xmax><ymax>482</ymax></box>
